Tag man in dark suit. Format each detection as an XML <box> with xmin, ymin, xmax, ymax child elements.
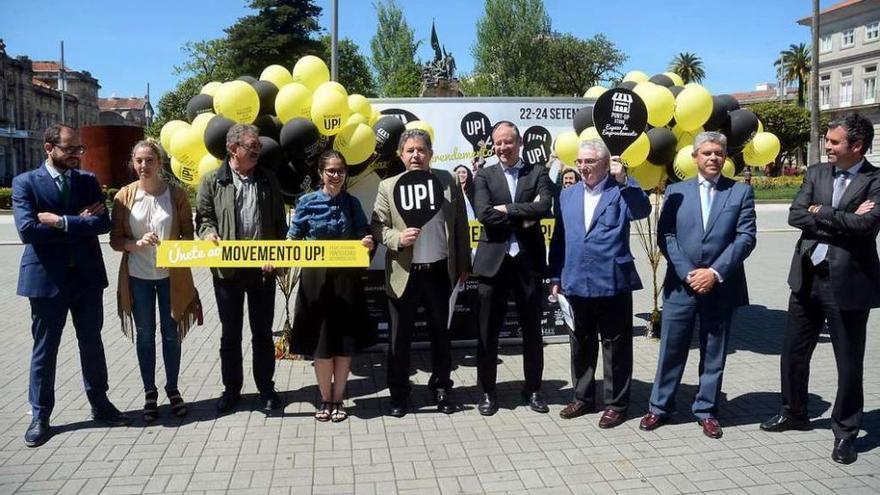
<box><xmin>548</xmin><ymin>139</ymin><xmax>651</xmax><ymax>428</ymax></box>
<box><xmin>473</xmin><ymin>121</ymin><xmax>555</xmax><ymax>415</ymax></box>
<box><xmin>640</xmin><ymin>131</ymin><xmax>757</xmax><ymax>439</ymax></box>
<box><xmin>761</xmin><ymin>113</ymin><xmax>879</xmax><ymax>464</ymax></box>
<box><xmin>13</xmin><ymin>124</ymin><xmax>130</xmax><ymax>448</ymax></box>
<box><xmin>371</xmin><ymin>129</ymin><xmax>472</xmax><ymax>417</ymax></box>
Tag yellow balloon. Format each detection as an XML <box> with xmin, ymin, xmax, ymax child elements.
<box><xmin>333</xmin><ymin>123</ymin><xmax>376</xmax><ymax>164</ymax></box>
<box><xmin>311</xmin><ymin>89</ymin><xmax>350</xmax><ymax>136</ymax></box>
<box><xmin>292</xmin><ymin>55</ymin><xmax>330</xmax><ymax>91</ymax></box>
<box><xmin>579</xmin><ymin>126</ymin><xmax>601</xmax><ymax>141</ymax></box>
<box><xmin>554</xmin><ymin>130</ymin><xmax>580</xmax><ymax>167</ymax></box>
<box><xmin>622</xmin><ymin>132</ymin><xmax>650</xmax><ymax>165</ymax></box>
<box><xmin>275</xmin><ymin>83</ymin><xmax>312</xmax><ymax>123</ymax></box>
<box><xmin>630</xmin><ymin>161</ymin><xmax>667</xmax><ymax>190</ymax></box>
<box><xmin>673</xmin><ymin>145</ymin><xmax>699</xmax><ymax>180</ymax></box>
<box><xmin>584</xmin><ymin>86</ymin><xmax>607</xmax><ymax>99</ymax></box>
<box><xmin>623</xmin><ymin>70</ymin><xmax>649</xmax><ymax>83</ymax></box>
<box><xmin>405</xmin><ymin>120</ymin><xmax>435</xmax><ymax>144</ymax></box>
<box><xmin>368</xmin><ymin>108</ymin><xmax>381</xmax><ymax>126</ymax></box>
<box><xmin>722</xmin><ymin>158</ymin><xmax>736</xmax><ymax>178</ymax></box>
<box><xmin>200</xmin><ymin>81</ymin><xmax>222</xmax><ymax>96</ymax></box>
<box><xmin>674</xmin><ymin>84</ymin><xmax>713</xmax><ymax>131</ymax></box>
<box><xmin>348</xmin><ymin>94</ymin><xmax>372</xmax><ymax>119</ymax></box>
<box><xmin>346</xmin><ymin>113</ymin><xmax>368</xmax><ymax>126</ymax></box>
<box><xmin>743</xmin><ymin>132</ymin><xmax>781</xmax><ymax>166</ymax></box>
<box><xmin>673</xmin><ymin>125</ymin><xmax>704</xmax><ymax>151</ymax></box>
<box><xmin>664</xmin><ymin>72</ymin><xmax>685</xmax><ymax>86</ymax></box>
<box><xmin>191</xmin><ymin>112</ymin><xmax>215</xmax><ymax>138</ymax></box>
<box><xmin>313</xmin><ymin>81</ymin><xmax>348</xmax><ymax>101</ymax></box>
<box><xmin>169</xmin><ymin>126</ymin><xmax>208</xmax><ymax>169</ymax></box>
<box><xmin>170</xmin><ymin>157</ymin><xmax>183</xmax><ymax>179</ymax></box>
<box><xmin>634</xmin><ymin>82</ymin><xmax>674</xmax><ymax>127</ymax></box>
<box><xmin>213</xmin><ymin>80</ymin><xmax>259</xmax><ymax>124</ymax></box>
<box><xmin>198</xmin><ymin>153</ymin><xmax>222</xmax><ymax>179</ymax></box>
<box><xmin>177</xmin><ymin>161</ymin><xmax>200</xmax><ymax>187</ymax></box>
<box><xmin>260</xmin><ymin>64</ymin><xmax>293</xmax><ymax>89</ymax></box>
<box><xmin>160</xmin><ymin>120</ymin><xmax>190</xmax><ymax>154</ymax></box>
<box><xmin>757</xmin><ymin>119</ymin><xmax>764</xmax><ymax>133</ymax></box>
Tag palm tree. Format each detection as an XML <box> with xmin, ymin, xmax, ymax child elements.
<box><xmin>775</xmin><ymin>42</ymin><xmax>811</xmax><ymax>107</ymax></box>
<box><xmin>668</xmin><ymin>52</ymin><xmax>705</xmax><ymax>84</ymax></box>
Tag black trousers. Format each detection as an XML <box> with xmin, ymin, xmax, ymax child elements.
<box><xmin>568</xmin><ymin>293</ymin><xmax>633</xmax><ymax>411</ymax></box>
<box><xmin>386</xmin><ymin>260</ymin><xmax>453</xmax><ymax>403</ymax></box>
<box><xmin>781</xmin><ymin>262</ymin><xmax>869</xmax><ymax>440</ymax></box>
<box><xmin>477</xmin><ymin>255</ymin><xmax>544</xmax><ymax>393</ymax></box>
<box><xmin>213</xmin><ymin>272</ymin><xmax>277</xmax><ymax>395</ymax></box>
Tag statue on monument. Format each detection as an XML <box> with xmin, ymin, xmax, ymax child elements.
<box><xmin>421</xmin><ymin>21</ymin><xmax>461</xmax><ymax>96</ymax></box>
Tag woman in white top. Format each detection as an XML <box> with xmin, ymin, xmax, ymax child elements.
<box><xmin>110</xmin><ymin>139</ymin><xmax>201</xmax><ymax>422</ymax></box>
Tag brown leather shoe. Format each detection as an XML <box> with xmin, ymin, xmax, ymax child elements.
<box><xmin>698</xmin><ymin>417</ymin><xmax>723</xmax><ymax>439</ymax></box>
<box><xmin>639</xmin><ymin>412</ymin><xmax>665</xmax><ymax>431</ymax></box>
<box><xmin>559</xmin><ymin>400</ymin><xmax>591</xmax><ymax>419</ymax></box>
<box><xmin>598</xmin><ymin>409</ymin><xmax>625</xmax><ymax>429</ymax></box>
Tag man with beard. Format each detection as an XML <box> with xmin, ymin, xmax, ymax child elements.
<box><xmin>14</xmin><ymin>124</ymin><xmax>130</xmax><ymax>448</ymax></box>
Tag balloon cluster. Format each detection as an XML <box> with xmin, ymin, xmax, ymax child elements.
<box><xmin>159</xmin><ymin>56</ymin><xmax>428</xmax><ymax>200</ymax></box>
<box><xmin>555</xmin><ymin>70</ymin><xmax>782</xmax><ymax>190</ymax></box>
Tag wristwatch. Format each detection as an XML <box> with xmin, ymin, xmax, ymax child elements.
<box><xmin>53</xmin><ymin>216</ymin><xmax>64</xmax><ymax>229</ymax></box>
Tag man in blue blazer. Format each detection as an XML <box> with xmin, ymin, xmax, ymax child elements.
<box><xmin>640</xmin><ymin>131</ymin><xmax>756</xmax><ymax>439</ymax></box>
<box><xmin>549</xmin><ymin>139</ymin><xmax>651</xmax><ymax>428</ymax></box>
<box><xmin>13</xmin><ymin>124</ymin><xmax>129</xmax><ymax>448</ymax></box>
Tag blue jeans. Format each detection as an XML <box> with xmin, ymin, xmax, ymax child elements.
<box><xmin>131</xmin><ymin>276</ymin><xmax>180</xmax><ymax>393</ymax></box>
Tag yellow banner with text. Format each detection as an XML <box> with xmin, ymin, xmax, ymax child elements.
<box><xmin>155</xmin><ymin>240</ymin><xmax>370</xmax><ymax>268</ymax></box>
<box><xmin>467</xmin><ymin>219</ymin><xmax>555</xmax><ymax>248</ymax></box>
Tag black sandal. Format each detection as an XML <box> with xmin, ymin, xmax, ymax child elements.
<box><xmin>315</xmin><ymin>401</ymin><xmax>332</xmax><ymax>422</ymax></box>
<box><xmin>166</xmin><ymin>389</ymin><xmax>188</xmax><ymax>418</ymax></box>
<box><xmin>331</xmin><ymin>402</ymin><xmax>348</xmax><ymax>423</ymax></box>
<box><xmin>144</xmin><ymin>390</ymin><xmax>158</xmax><ymax>422</ymax></box>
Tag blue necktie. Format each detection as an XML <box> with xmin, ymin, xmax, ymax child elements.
<box><xmin>811</xmin><ymin>171</ymin><xmax>849</xmax><ymax>265</ymax></box>
<box><xmin>505</xmin><ymin>167</ymin><xmax>520</xmax><ymax>256</ymax></box>
<box><xmin>701</xmin><ymin>180</ymin><xmax>714</xmax><ymax>229</ymax></box>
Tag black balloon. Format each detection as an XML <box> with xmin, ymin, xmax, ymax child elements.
<box><xmin>669</xmin><ymin>85</ymin><xmax>685</xmax><ymax>98</ymax></box>
<box><xmin>702</xmin><ymin>96</ymin><xmax>729</xmax><ymax>132</ymax></box>
<box><xmin>393</xmin><ymin>170</ymin><xmax>447</xmax><ymax>228</ymax></box>
<box><xmin>617</xmin><ymin>80</ymin><xmax>638</xmax><ymax>90</ymax></box>
<box><xmin>236</xmin><ymin>75</ymin><xmax>257</xmax><ymax>84</ymax></box>
<box><xmin>721</xmin><ymin>108</ymin><xmax>759</xmax><ymax>150</ymax></box>
<box><xmin>186</xmin><ymin>94</ymin><xmax>214</xmax><ymax>122</ymax></box>
<box><xmin>254</xmin><ymin>114</ymin><xmax>282</xmax><ymax>142</ymax></box>
<box><xmin>374</xmin><ymin>116</ymin><xmax>407</xmax><ymax>157</ymax></box>
<box><xmin>257</xmin><ymin>136</ymin><xmax>287</xmax><ymax>172</ymax></box>
<box><xmin>251</xmin><ymin>80</ymin><xmax>278</xmax><ymax>116</ymax></box>
<box><xmin>716</xmin><ymin>94</ymin><xmax>741</xmax><ymax>113</ymax></box>
<box><xmin>647</xmin><ymin>128</ymin><xmax>677</xmax><ymax>166</ymax></box>
<box><xmin>592</xmin><ymin>88</ymin><xmax>648</xmax><ymax>155</ymax></box>
<box><xmin>572</xmin><ymin>105</ymin><xmax>595</xmax><ymax>135</ymax></box>
<box><xmin>522</xmin><ymin>125</ymin><xmax>552</xmax><ymax>168</ymax></box>
<box><xmin>276</xmin><ymin>161</ymin><xmax>305</xmax><ymax>200</ymax></box>
<box><xmin>730</xmin><ymin>152</ymin><xmax>747</xmax><ymax>175</ymax></box>
<box><xmin>649</xmin><ymin>74</ymin><xmax>675</xmax><ymax>87</ymax></box>
<box><xmin>280</xmin><ymin>118</ymin><xmax>321</xmax><ymax>161</ymax></box>
<box><xmin>204</xmin><ymin>115</ymin><xmax>236</xmax><ymax>160</ymax></box>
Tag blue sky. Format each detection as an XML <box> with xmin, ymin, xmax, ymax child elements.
<box><xmin>2</xmin><ymin>0</ymin><xmax>833</xmax><ymax>102</ymax></box>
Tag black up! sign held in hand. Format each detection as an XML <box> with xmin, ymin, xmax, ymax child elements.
<box><xmin>393</xmin><ymin>169</ymin><xmax>446</xmax><ymax>228</ymax></box>
<box><xmin>592</xmin><ymin>88</ymin><xmax>648</xmax><ymax>156</ymax></box>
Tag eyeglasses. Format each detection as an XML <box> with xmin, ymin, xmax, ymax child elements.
<box><xmin>576</xmin><ymin>158</ymin><xmax>602</xmax><ymax>165</ymax></box>
<box><xmin>238</xmin><ymin>142</ymin><xmax>262</xmax><ymax>153</ymax></box>
<box><xmin>323</xmin><ymin>169</ymin><xmax>347</xmax><ymax>177</ymax></box>
<box><xmin>53</xmin><ymin>144</ymin><xmax>86</xmax><ymax>155</ymax></box>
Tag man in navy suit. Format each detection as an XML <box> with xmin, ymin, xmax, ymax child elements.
<box><xmin>548</xmin><ymin>140</ymin><xmax>651</xmax><ymax>428</ymax></box>
<box><xmin>761</xmin><ymin>114</ymin><xmax>879</xmax><ymax>464</ymax></box>
<box><xmin>13</xmin><ymin>124</ymin><xmax>129</xmax><ymax>448</ymax></box>
<box><xmin>640</xmin><ymin>131</ymin><xmax>757</xmax><ymax>439</ymax></box>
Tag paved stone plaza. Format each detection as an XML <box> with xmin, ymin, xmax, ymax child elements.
<box><xmin>0</xmin><ymin>205</ymin><xmax>878</xmax><ymax>494</ymax></box>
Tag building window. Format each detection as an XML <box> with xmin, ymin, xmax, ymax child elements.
<box><xmin>867</xmin><ymin>21</ymin><xmax>880</xmax><ymax>42</ymax></box>
<box><xmin>842</xmin><ymin>29</ymin><xmax>855</xmax><ymax>48</ymax></box>
<box><xmin>864</xmin><ymin>75</ymin><xmax>877</xmax><ymax>105</ymax></box>
<box><xmin>840</xmin><ymin>80</ymin><xmax>853</xmax><ymax>106</ymax></box>
<box><xmin>820</xmin><ymin>35</ymin><xmax>833</xmax><ymax>53</ymax></box>
<box><xmin>820</xmin><ymin>85</ymin><xmax>831</xmax><ymax>109</ymax></box>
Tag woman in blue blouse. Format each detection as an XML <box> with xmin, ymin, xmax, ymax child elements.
<box><xmin>288</xmin><ymin>150</ymin><xmax>376</xmax><ymax>422</ymax></box>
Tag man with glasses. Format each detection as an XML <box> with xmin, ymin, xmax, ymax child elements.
<box><xmin>14</xmin><ymin>124</ymin><xmax>130</xmax><ymax>448</ymax></box>
<box><xmin>196</xmin><ymin>124</ymin><xmax>288</xmax><ymax>413</ymax></box>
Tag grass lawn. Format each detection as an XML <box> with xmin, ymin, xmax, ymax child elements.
<box><xmin>753</xmin><ymin>186</ymin><xmax>799</xmax><ymax>202</ymax></box>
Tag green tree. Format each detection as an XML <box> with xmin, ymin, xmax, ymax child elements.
<box><xmin>748</xmin><ymin>101</ymin><xmax>828</xmax><ymax>171</ymax></box>
<box><xmin>542</xmin><ymin>33</ymin><xmax>626</xmax><ymax>96</ymax></box>
<box><xmin>370</xmin><ymin>0</ymin><xmax>422</xmax><ymax>97</ymax></box>
<box><xmin>775</xmin><ymin>43</ymin><xmax>811</xmax><ymax>107</ymax></box>
<box><xmin>668</xmin><ymin>52</ymin><xmax>705</xmax><ymax>84</ymax></box>
<box><xmin>224</xmin><ymin>0</ymin><xmax>323</xmax><ymax>77</ymax></box>
<box><xmin>319</xmin><ymin>35</ymin><xmax>376</xmax><ymax>97</ymax></box>
<box><xmin>173</xmin><ymin>39</ymin><xmax>236</xmax><ymax>81</ymax></box>
<box><xmin>469</xmin><ymin>0</ymin><xmax>551</xmax><ymax>96</ymax></box>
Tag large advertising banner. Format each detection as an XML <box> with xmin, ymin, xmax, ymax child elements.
<box><xmin>348</xmin><ymin>97</ymin><xmax>588</xmax><ymax>345</ymax></box>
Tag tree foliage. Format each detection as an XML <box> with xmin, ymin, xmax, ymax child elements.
<box><xmin>319</xmin><ymin>35</ymin><xmax>376</xmax><ymax>97</ymax></box>
<box><xmin>668</xmin><ymin>52</ymin><xmax>705</xmax><ymax>84</ymax></box>
<box><xmin>775</xmin><ymin>43</ymin><xmax>810</xmax><ymax>107</ymax></box>
<box><xmin>370</xmin><ymin>0</ymin><xmax>422</xmax><ymax>97</ymax></box>
<box><xmin>749</xmin><ymin>101</ymin><xmax>828</xmax><ymax>170</ymax></box>
<box><xmin>542</xmin><ymin>33</ymin><xmax>626</xmax><ymax>96</ymax></box>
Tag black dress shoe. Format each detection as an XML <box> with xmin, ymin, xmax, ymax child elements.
<box><xmin>24</xmin><ymin>418</ymin><xmax>51</xmax><ymax>448</ymax></box>
<box><xmin>522</xmin><ymin>391</ymin><xmax>549</xmax><ymax>414</ymax></box>
<box><xmin>832</xmin><ymin>437</ymin><xmax>857</xmax><ymax>464</ymax></box>
<box><xmin>216</xmin><ymin>391</ymin><xmax>241</xmax><ymax>413</ymax></box>
<box><xmin>261</xmin><ymin>390</ymin><xmax>283</xmax><ymax>411</ymax></box>
<box><xmin>434</xmin><ymin>389</ymin><xmax>459</xmax><ymax>415</ymax></box>
<box><xmin>388</xmin><ymin>400</ymin><xmax>408</xmax><ymax>418</ymax></box>
<box><xmin>478</xmin><ymin>392</ymin><xmax>498</xmax><ymax>416</ymax></box>
<box><xmin>91</xmin><ymin>404</ymin><xmax>132</xmax><ymax>426</ymax></box>
<box><xmin>760</xmin><ymin>414</ymin><xmax>811</xmax><ymax>432</ymax></box>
